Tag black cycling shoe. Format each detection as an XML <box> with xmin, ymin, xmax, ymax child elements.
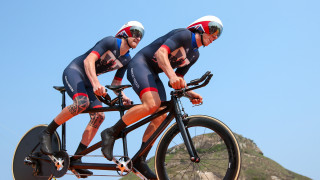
<box><xmin>101</xmin><ymin>128</ymin><xmax>116</xmax><ymax>161</ymax></box>
<box><xmin>39</xmin><ymin>130</ymin><xmax>53</xmax><ymax>155</ymax></box>
<box><xmin>134</xmin><ymin>156</ymin><xmax>157</xmax><ymax>180</ymax></box>
<box><xmin>70</xmin><ymin>158</ymin><xmax>93</xmax><ymax>178</ymax></box>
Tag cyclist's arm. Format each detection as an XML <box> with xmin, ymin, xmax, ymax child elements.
<box><xmin>84</xmin><ymin>53</ymin><xmax>106</xmax><ymax>96</ymax></box>
<box><xmin>186</xmin><ymin>90</ymin><xmax>203</xmax><ymax>104</ymax></box>
<box><xmin>155</xmin><ymin>46</ymin><xmax>185</xmax><ymax>89</ymax></box>
<box><xmin>111</xmin><ymin>68</ymin><xmax>131</xmax><ymax>104</ymax></box>
<box><xmin>111</xmin><ymin>77</ymin><xmax>122</xmax><ymax>95</ymax></box>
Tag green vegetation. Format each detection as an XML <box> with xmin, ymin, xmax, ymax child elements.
<box><xmin>121</xmin><ymin>134</ymin><xmax>311</xmax><ymax>180</ymax></box>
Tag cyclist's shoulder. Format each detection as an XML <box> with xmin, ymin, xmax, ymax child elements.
<box><xmin>167</xmin><ymin>28</ymin><xmax>192</xmax><ymax>41</ymax></box>
<box><xmin>98</xmin><ymin>36</ymin><xmax>117</xmax><ymax>43</ymax></box>
<box><xmin>169</xmin><ymin>28</ymin><xmax>189</xmax><ymax>33</ymax></box>
<box><xmin>94</xmin><ymin>36</ymin><xmax>118</xmax><ymax>49</ymax></box>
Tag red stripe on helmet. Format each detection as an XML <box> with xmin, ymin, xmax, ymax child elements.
<box><xmin>187</xmin><ymin>21</ymin><xmax>210</xmax><ymax>34</ymax></box>
<box><xmin>116</xmin><ymin>26</ymin><xmax>132</xmax><ymax>38</ymax></box>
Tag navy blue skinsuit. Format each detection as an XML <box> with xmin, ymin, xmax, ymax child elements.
<box><xmin>127</xmin><ymin>28</ymin><xmax>199</xmax><ymax>101</ymax></box>
<box><xmin>63</xmin><ymin>36</ymin><xmax>131</xmax><ymax>108</ymax></box>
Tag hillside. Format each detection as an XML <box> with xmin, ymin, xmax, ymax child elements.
<box><xmin>120</xmin><ymin>134</ymin><xmax>311</xmax><ymax>180</ymax></box>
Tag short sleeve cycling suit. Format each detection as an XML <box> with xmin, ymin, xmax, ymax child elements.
<box><xmin>63</xmin><ymin>36</ymin><xmax>131</xmax><ymax>108</ymax></box>
<box><xmin>127</xmin><ymin>28</ymin><xmax>199</xmax><ymax>101</ymax></box>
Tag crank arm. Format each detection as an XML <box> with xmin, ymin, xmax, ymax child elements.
<box><xmin>70</xmin><ymin>168</ymin><xmax>81</xmax><ymax>178</ymax></box>
<box><xmin>112</xmin><ymin>157</ymin><xmax>132</xmax><ymax>176</ymax></box>
<box><xmin>132</xmin><ymin>167</ymin><xmax>148</xmax><ymax>180</ymax></box>
<box><xmin>48</xmin><ymin>155</ymin><xmax>64</xmax><ymax>170</ymax></box>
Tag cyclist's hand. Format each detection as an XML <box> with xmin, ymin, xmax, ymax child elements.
<box><xmin>188</xmin><ymin>91</ymin><xmax>203</xmax><ymax>105</ymax></box>
<box><xmin>169</xmin><ymin>76</ymin><xmax>186</xmax><ymax>90</ymax></box>
<box><xmin>122</xmin><ymin>94</ymin><xmax>132</xmax><ymax>105</ymax></box>
<box><xmin>94</xmin><ymin>84</ymin><xmax>107</xmax><ymax>97</ymax></box>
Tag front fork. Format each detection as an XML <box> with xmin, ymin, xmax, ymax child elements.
<box><xmin>172</xmin><ymin>96</ymin><xmax>200</xmax><ymax>163</ymax></box>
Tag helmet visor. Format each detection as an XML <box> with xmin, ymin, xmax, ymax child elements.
<box><xmin>208</xmin><ymin>21</ymin><xmax>223</xmax><ymax>37</ymax></box>
<box><xmin>130</xmin><ymin>26</ymin><xmax>144</xmax><ymax>39</ymax></box>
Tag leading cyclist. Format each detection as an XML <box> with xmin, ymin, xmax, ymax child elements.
<box><xmin>39</xmin><ymin>21</ymin><xmax>145</xmax><ymax>177</ymax></box>
<box><xmin>100</xmin><ymin>16</ymin><xmax>223</xmax><ymax>179</ymax></box>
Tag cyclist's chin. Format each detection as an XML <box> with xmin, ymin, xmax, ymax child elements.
<box><xmin>204</xmin><ymin>40</ymin><xmax>213</xmax><ymax>47</ymax></box>
<box><xmin>130</xmin><ymin>42</ymin><xmax>138</xmax><ymax>49</ymax></box>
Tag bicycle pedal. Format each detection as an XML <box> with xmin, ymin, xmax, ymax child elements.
<box><xmin>70</xmin><ymin>168</ymin><xmax>81</xmax><ymax>178</ymax></box>
<box><xmin>48</xmin><ymin>151</ymin><xmax>70</xmax><ymax>178</ymax></box>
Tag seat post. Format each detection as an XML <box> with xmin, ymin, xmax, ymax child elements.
<box><xmin>61</xmin><ymin>90</ymin><xmax>66</xmax><ymax>151</ymax></box>
<box><xmin>53</xmin><ymin>86</ymin><xmax>67</xmax><ymax>151</ymax></box>
<box><xmin>118</xmin><ymin>92</ymin><xmax>129</xmax><ymax>157</ymax></box>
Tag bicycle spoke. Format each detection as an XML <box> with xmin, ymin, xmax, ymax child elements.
<box><xmin>200</xmin><ymin>160</ymin><xmax>228</xmax><ymax>175</ymax></box>
<box><xmin>178</xmin><ymin>133</ymin><xmax>184</xmax><ymax>145</ymax></box>
<box><xmin>171</xmin><ymin>140</ymin><xmax>180</xmax><ymax>146</ymax></box>
<box><xmin>156</xmin><ymin>116</ymin><xmax>241</xmax><ymax>180</ymax></box>
<box><xmin>196</xmin><ymin>163</ymin><xmax>211</xmax><ymax>180</ymax></box>
<box><xmin>199</xmin><ymin>128</ymin><xmax>207</xmax><ymax>150</ymax></box>
<box><xmin>192</xmin><ymin>162</ymin><xmax>196</xmax><ymax>180</ymax></box>
<box><xmin>167</xmin><ymin>161</ymin><xmax>193</xmax><ymax>179</ymax></box>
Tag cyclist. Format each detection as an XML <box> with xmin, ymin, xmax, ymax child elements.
<box><xmin>100</xmin><ymin>15</ymin><xmax>223</xmax><ymax>179</ymax></box>
<box><xmin>39</xmin><ymin>21</ymin><xmax>144</xmax><ymax>177</ymax></box>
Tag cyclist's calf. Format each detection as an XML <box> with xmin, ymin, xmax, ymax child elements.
<box><xmin>89</xmin><ymin>112</ymin><xmax>105</xmax><ymax>129</ymax></box>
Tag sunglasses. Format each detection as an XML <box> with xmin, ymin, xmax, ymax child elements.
<box><xmin>208</xmin><ymin>22</ymin><xmax>223</xmax><ymax>37</ymax></box>
<box><xmin>130</xmin><ymin>26</ymin><xmax>144</xmax><ymax>39</ymax></box>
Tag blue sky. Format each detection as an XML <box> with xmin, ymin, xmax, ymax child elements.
<box><xmin>2</xmin><ymin>0</ymin><xmax>320</xmax><ymax>179</ymax></box>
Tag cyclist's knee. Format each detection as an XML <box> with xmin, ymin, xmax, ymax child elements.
<box><xmin>69</xmin><ymin>96</ymin><xmax>90</xmax><ymax>115</ymax></box>
<box><xmin>141</xmin><ymin>91</ymin><xmax>161</xmax><ymax>114</ymax></box>
<box><xmin>145</xmin><ymin>102</ymin><xmax>161</xmax><ymax>114</ymax></box>
<box><xmin>75</xmin><ymin>96</ymin><xmax>90</xmax><ymax>110</ymax></box>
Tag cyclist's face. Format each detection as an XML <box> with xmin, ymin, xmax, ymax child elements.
<box><xmin>128</xmin><ymin>36</ymin><xmax>141</xmax><ymax>49</ymax></box>
<box><xmin>202</xmin><ymin>33</ymin><xmax>218</xmax><ymax>46</ymax></box>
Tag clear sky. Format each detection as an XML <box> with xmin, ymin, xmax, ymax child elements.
<box><xmin>2</xmin><ymin>0</ymin><xmax>320</xmax><ymax>179</ymax></box>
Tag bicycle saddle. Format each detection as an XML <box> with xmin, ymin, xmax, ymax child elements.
<box><xmin>105</xmin><ymin>85</ymin><xmax>132</xmax><ymax>91</ymax></box>
<box><xmin>53</xmin><ymin>86</ymin><xmax>66</xmax><ymax>92</ymax></box>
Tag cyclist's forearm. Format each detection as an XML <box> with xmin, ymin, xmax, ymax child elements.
<box><xmin>111</xmin><ymin>79</ymin><xmax>121</xmax><ymax>95</ymax></box>
<box><xmin>155</xmin><ymin>47</ymin><xmax>177</xmax><ymax>79</ymax></box>
<box><xmin>84</xmin><ymin>53</ymin><xmax>100</xmax><ymax>87</ymax></box>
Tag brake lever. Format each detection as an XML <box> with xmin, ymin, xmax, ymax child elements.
<box><xmin>95</xmin><ymin>93</ymin><xmax>112</xmax><ymax>106</ymax></box>
<box><xmin>183</xmin><ymin>91</ymin><xmax>203</xmax><ymax>106</ymax></box>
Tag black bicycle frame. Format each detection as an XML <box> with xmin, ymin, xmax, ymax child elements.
<box><xmin>28</xmin><ymin>71</ymin><xmax>212</xmax><ymax>176</ymax></box>
<box><xmin>54</xmin><ymin>91</ymin><xmax>199</xmax><ymax>171</ymax></box>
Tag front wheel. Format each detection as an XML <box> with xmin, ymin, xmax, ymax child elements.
<box><xmin>155</xmin><ymin>115</ymin><xmax>241</xmax><ymax>180</ymax></box>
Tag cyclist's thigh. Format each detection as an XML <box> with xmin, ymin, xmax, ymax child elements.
<box><xmin>86</xmin><ymin>87</ymin><xmax>103</xmax><ymax>109</ymax></box>
<box><xmin>127</xmin><ymin>54</ymin><xmax>163</xmax><ymax>100</ymax></box>
<box><xmin>154</xmin><ymin>74</ymin><xmax>167</xmax><ymax>102</ymax></box>
<box><xmin>63</xmin><ymin>68</ymin><xmax>89</xmax><ymax>100</ymax></box>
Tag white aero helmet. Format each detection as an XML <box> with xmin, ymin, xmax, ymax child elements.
<box><xmin>115</xmin><ymin>21</ymin><xmax>145</xmax><ymax>39</ymax></box>
<box><xmin>187</xmin><ymin>15</ymin><xmax>223</xmax><ymax>38</ymax></box>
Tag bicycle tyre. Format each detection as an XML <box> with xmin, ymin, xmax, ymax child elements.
<box><xmin>12</xmin><ymin>125</ymin><xmax>61</xmax><ymax>180</ymax></box>
<box><xmin>155</xmin><ymin>115</ymin><xmax>241</xmax><ymax>180</ymax></box>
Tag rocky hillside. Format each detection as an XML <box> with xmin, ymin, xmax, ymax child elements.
<box><xmin>121</xmin><ymin>134</ymin><xmax>310</xmax><ymax>180</ymax></box>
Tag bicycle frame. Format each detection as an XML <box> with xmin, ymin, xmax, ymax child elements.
<box><xmin>68</xmin><ymin>99</ymin><xmax>197</xmax><ymax>172</ymax></box>
<box><xmin>46</xmin><ymin>71</ymin><xmax>213</xmax><ymax>173</ymax></box>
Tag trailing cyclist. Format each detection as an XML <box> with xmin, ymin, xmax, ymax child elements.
<box><xmin>39</xmin><ymin>21</ymin><xmax>145</xmax><ymax>178</ymax></box>
<box><xmin>100</xmin><ymin>15</ymin><xmax>223</xmax><ymax>179</ymax></box>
